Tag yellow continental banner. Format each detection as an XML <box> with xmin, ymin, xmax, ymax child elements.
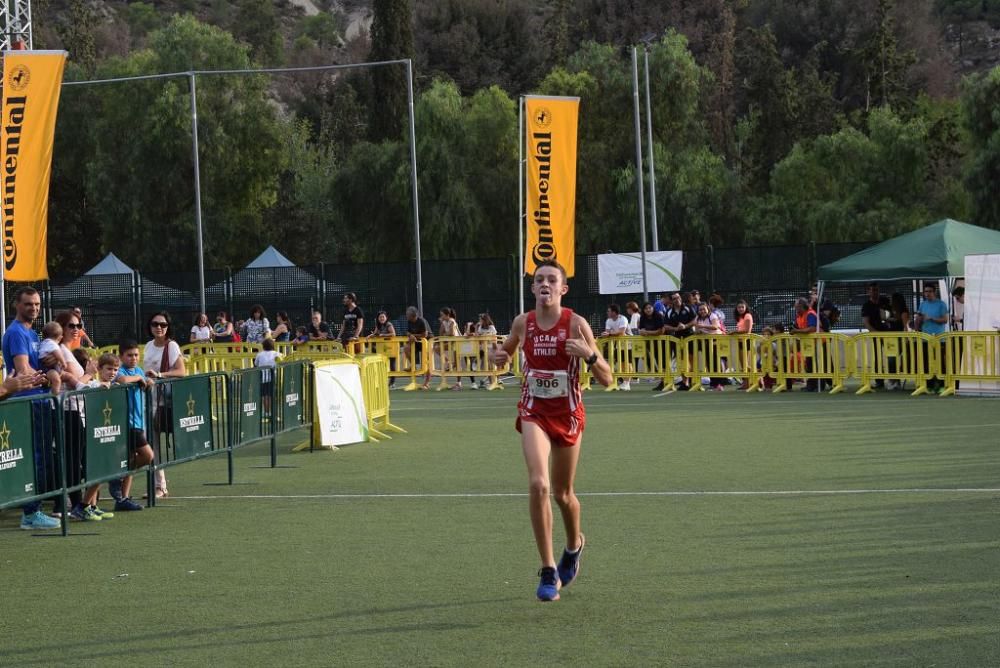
<box><xmin>2</xmin><ymin>50</ymin><xmax>67</xmax><ymax>281</ymax></box>
<box><xmin>524</xmin><ymin>96</ymin><xmax>579</xmax><ymax>277</ymax></box>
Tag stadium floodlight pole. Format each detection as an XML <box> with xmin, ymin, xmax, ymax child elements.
<box><xmin>631</xmin><ymin>47</ymin><xmax>649</xmax><ymax>302</ymax></box>
<box><xmin>405</xmin><ymin>58</ymin><xmax>424</xmax><ymax>316</ymax></box>
<box><xmin>188</xmin><ymin>72</ymin><xmax>207</xmax><ymax>315</ymax></box>
<box><xmin>643</xmin><ymin>46</ymin><xmax>659</xmax><ymax>252</ymax></box>
<box><xmin>518</xmin><ymin>95</ymin><xmax>525</xmax><ymax>314</ymax></box>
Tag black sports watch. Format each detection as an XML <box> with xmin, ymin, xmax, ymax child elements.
<box><xmin>585</xmin><ymin>352</ymin><xmax>598</xmax><ymax>367</ymax></box>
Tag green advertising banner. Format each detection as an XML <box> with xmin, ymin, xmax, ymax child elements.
<box><xmin>238</xmin><ymin>369</ymin><xmax>262</xmax><ymax>445</ymax></box>
<box><xmin>171</xmin><ymin>377</ymin><xmax>214</xmax><ymax>461</ymax></box>
<box><xmin>280</xmin><ymin>363</ymin><xmax>305</xmax><ymax>430</ymax></box>
<box><xmin>84</xmin><ymin>387</ymin><xmax>130</xmax><ymax>483</ymax></box>
<box><xmin>0</xmin><ymin>399</ymin><xmax>37</xmax><ymax>506</ymax></box>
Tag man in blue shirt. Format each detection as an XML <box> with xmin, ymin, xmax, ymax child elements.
<box><xmin>2</xmin><ymin>286</ymin><xmax>60</xmax><ymax>530</ymax></box>
<box><xmin>916</xmin><ymin>284</ymin><xmax>949</xmax><ymax>392</ymax></box>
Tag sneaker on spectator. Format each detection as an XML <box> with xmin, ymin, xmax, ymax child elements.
<box><xmin>90</xmin><ymin>506</ymin><xmax>114</xmax><ymax>520</ymax></box>
<box><xmin>536</xmin><ymin>566</ymin><xmax>560</xmax><ymax>602</ymax></box>
<box><xmin>21</xmin><ymin>511</ymin><xmax>60</xmax><ymax>530</ymax></box>
<box><xmin>114</xmin><ymin>497</ymin><xmax>143</xmax><ymax>512</ymax></box>
<box><xmin>652</xmin><ymin>381</ymin><xmax>665</xmax><ymax>392</ymax></box>
<box><xmin>81</xmin><ymin>506</ymin><xmax>103</xmax><ymax>522</ymax></box>
<box><xmin>479</xmin><ymin>379</ymin><xmax>487</xmax><ymax>389</ymax></box>
<box><xmin>69</xmin><ymin>504</ymin><xmax>88</xmax><ymax>522</ymax></box>
<box><xmin>619</xmin><ymin>381</ymin><xmax>631</xmax><ymax>391</ymax></box>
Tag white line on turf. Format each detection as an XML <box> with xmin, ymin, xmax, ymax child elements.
<box><xmin>170</xmin><ymin>488</ymin><xmax>1000</xmax><ymax>500</ymax></box>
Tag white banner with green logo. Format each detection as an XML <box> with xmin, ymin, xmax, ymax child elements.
<box><xmin>314</xmin><ymin>363</ymin><xmax>369</xmax><ymax>446</ymax></box>
<box><xmin>597</xmin><ymin>251</ymin><xmax>682</xmax><ymax>295</ymax></box>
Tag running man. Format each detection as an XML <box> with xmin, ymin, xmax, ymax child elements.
<box><xmin>490</xmin><ymin>260</ymin><xmax>612</xmax><ymax>601</ymax></box>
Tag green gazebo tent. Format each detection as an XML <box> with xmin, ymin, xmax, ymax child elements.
<box><xmin>818</xmin><ymin>219</ymin><xmax>1000</xmax><ymax>282</ymax></box>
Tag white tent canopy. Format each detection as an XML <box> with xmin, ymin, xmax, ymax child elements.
<box><xmin>85</xmin><ymin>252</ymin><xmax>134</xmax><ymax>275</ymax></box>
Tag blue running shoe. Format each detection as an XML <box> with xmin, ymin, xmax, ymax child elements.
<box><xmin>108</xmin><ymin>478</ymin><xmax>124</xmax><ymax>502</ymax></box>
<box><xmin>114</xmin><ymin>497</ymin><xmax>143</xmax><ymax>512</ymax></box>
<box><xmin>536</xmin><ymin>566</ymin><xmax>560</xmax><ymax>602</ymax></box>
<box><xmin>557</xmin><ymin>533</ymin><xmax>586</xmax><ymax>588</ymax></box>
<box><xmin>20</xmin><ymin>511</ymin><xmax>60</xmax><ymax>530</ymax></box>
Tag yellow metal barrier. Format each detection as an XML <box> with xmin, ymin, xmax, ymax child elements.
<box><xmin>767</xmin><ymin>333</ymin><xmax>852</xmax><ymax>394</ymax></box>
<box><xmin>352</xmin><ymin>336</ymin><xmax>430</xmax><ymax>390</ymax></box>
<box><xmin>939</xmin><ymin>331</ymin><xmax>1000</xmax><ymax>397</ymax></box>
<box><xmin>357</xmin><ymin>354</ymin><xmax>406</xmax><ymax>440</ymax></box>
<box><xmin>683</xmin><ymin>334</ymin><xmax>762</xmax><ymax>392</ymax></box>
<box><xmin>188</xmin><ymin>353</ymin><xmax>257</xmax><ymax>375</ymax></box>
<box><xmin>429</xmin><ymin>335</ymin><xmax>509</xmax><ymax>390</ymax></box>
<box><xmin>853</xmin><ymin>332</ymin><xmax>936</xmax><ymax>396</ymax></box>
<box><xmin>181</xmin><ymin>342</ymin><xmax>261</xmax><ymax>357</ymax></box>
<box><xmin>589</xmin><ymin>335</ymin><xmax>682</xmax><ymax>391</ymax></box>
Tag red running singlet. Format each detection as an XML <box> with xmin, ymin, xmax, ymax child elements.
<box><xmin>517</xmin><ymin>309</ymin><xmax>585</xmax><ymax>448</ymax></box>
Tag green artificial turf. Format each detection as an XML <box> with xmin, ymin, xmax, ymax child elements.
<box><xmin>1</xmin><ymin>388</ymin><xmax>998</xmax><ymax>666</ymax></box>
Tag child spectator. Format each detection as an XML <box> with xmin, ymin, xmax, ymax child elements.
<box><xmin>109</xmin><ymin>340</ymin><xmax>155</xmax><ymax>511</ymax></box>
<box><xmin>38</xmin><ymin>321</ymin><xmax>65</xmax><ymax>394</ymax></box>
<box><xmin>254</xmin><ymin>339</ymin><xmax>283</xmax><ymax>413</ymax></box>
<box><xmin>293</xmin><ymin>326</ymin><xmax>309</xmax><ymax>345</ymax></box>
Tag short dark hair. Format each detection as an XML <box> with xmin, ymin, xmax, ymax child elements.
<box><xmin>146</xmin><ymin>311</ymin><xmax>174</xmax><ymax>341</ymax></box>
<box><xmin>952</xmin><ymin>286</ymin><xmax>965</xmax><ymax>297</ymax></box>
<box><xmin>262</xmin><ymin>338</ymin><xmax>274</xmax><ymax>351</ymax></box>
<box><xmin>607</xmin><ymin>303</ymin><xmax>621</xmax><ymax>315</ymax></box>
<box><xmin>119</xmin><ymin>338</ymin><xmax>139</xmax><ymax>354</ymax></box>
<box><xmin>532</xmin><ymin>260</ymin><xmax>567</xmax><ymax>281</ymax></box>
<box><xmin>14</xmin><ymin>286</ymin><xmax>38</xmax><ymax>303</ymax></box>
<box><xmin>344</xmin><ymin>292</ymin><xmax>357</xmax><ymax>303</ymax></box>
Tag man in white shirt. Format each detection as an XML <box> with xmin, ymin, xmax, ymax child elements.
<box><xmin>600</xmin><ymin>304</ymin><xmax>631</xmax><ymax>390</ymax></box>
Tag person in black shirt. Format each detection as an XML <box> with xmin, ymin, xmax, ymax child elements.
<box><xmin>339</xmin><ymin>292</ymin><xmax>365</xmax><ymax>348</ymax></box>
<box><xmin>657</xmin><ymin>293</ymin><xmax>697</xmax><ymax>390</ymax></box>
<box><xmin>637</xmin><ymin>302</ymin><xmax>665</xmax><ymax>335</ymax></box>
<box><xmin>308</xmin><ymin>310</ymin><xmax>331</xmax><ymax>340</ymax></box>
<box><xmin>405</xmin><ymin>306</ymin><xmax>432</xmax><ymax>389</ymax></box>
<box><xmin>861</xmin><ymin>282</ymin><xmax>888</xmax><ymax>332</ymax></box>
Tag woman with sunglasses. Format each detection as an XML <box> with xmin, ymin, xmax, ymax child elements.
<box><xmin>144</xmin><ymin>312</ymin><xmax>187</xmax><ymax>498</ymax></box>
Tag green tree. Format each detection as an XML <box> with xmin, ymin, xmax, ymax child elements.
<box><xmin>60</xmin><ymin>15</ymin><xmax>286</xmax><ymax>271</ymax></box>
<box><xmin>962</xmin><ymin>66</ymin><xmax>1000</xmax><ymax>229</ymax></box>
<box><xmin>745</xmin><ymin>108</ymin><xmax>937</xmax><ymax>243</ymax></box>
<box><xmin>233</xmin><ymin>0</ymin><xmax>284</xmax><ymax>65</ymax></box>
<box><xmin>369</xmin><ymin>0</ymin><xmax>414</xmax><ymax>141</ymax></box>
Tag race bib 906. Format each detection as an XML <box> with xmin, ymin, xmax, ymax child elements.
<box><xmin>527</xmin><ymin>370</ymin><xmax>568</xmax><ymax>399</ymax></box>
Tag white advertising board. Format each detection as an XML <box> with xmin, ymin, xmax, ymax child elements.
<box><xmin>959</xmin><ymin>254</ymin><xmax>1000</xmax><ymax>396</ymax></box>
<box><xmin>314</xmin><ymin>363</ymin><xmax>369</xmax><ymax>446</ymax></box>
<box><xmin>597</xmin><ymin>251</ymin><xmax>683</xmax><ymax>295</ymax></box>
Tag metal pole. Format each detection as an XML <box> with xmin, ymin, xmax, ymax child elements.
<box><xmin>188</xmin><ymin>73</ymin><xmax>207</xmax><ymax>314</ymax></box>
<box><xmin>518</xmin><ymin>96</ymin><xmax>525</xmax><ymax>314</ymax></box>
<box><xmin>643</xmin><ymin>47</ymin><xmax>659</xmax><ymax>252</ymax></box>
<box><xmin>405</xmin><ymin>59</ymin><xmax>424</xmax><ymax>315</ymax></box>
<box><xmin>631</xmin><ymin>48</ymin><xmax>649</xmax><ymax>302</ymax></box>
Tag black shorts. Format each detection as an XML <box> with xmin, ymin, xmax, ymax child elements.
<box><xmin>131</xmin><ymin>428</ymin><xmax>149</xmax><ymax>449</ymax></box>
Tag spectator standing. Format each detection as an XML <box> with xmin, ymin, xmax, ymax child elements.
<box><xmin>468</xmin><ymin>313</ymin><xmax>498</xmax><ymax>389</ymax></box>
<box><xmin>662</xmin><ymin>292</ymin><xmax>697</xmax><ymax>391</ymax></box>
<box><xmin>308</xmin><ymin>310</ymin><xmax>331</xmax><ymax>341</ymax></box>
<box><xmin>952</xmin><ymin>286</ymin><xmax>965</xmax><ymax>331</ymax></box>
<box><xmin>369</xmin><ymin>311</ymin><xmax>398</xmax><ymax>387</ymax></box>
<box><xmin>110</xmin><ymin>341</ymin><xmax>155</xmax><ymax>512</ymax></box>
<box><xmin>916</xmin><ymin>284</ymin><xmax>949</xmax><ymax>392</ymax></box>
<box><xmin>625</xmin><ymin>302</ymin><xmax>641</xmax><ymax>335</ymax></box>
<box><xmin>242</xmin><ymin>305</ymin><xmax>270</xmax><ymax>344</ymax></box>
<box><xmin>791</xmin><ymin>298</ymin><xmax>819</xmax><ymax>391</ymax></box>
<box><xmin>67</xmin><ymin>306</ymin><xmax>95</xmax><ymax>349</ymax></box>
<box><xmin>637</xmin><ymin>302</ymin><xmax>665</xmax><ymax>335</ymax></box>
<box><xmin>861</xmin><ymin>282</ymin><xmax>889</xmax><ymax>332</ymax></box>
<box><xmin>255</xmin><ymin>338</ymin><xmax>283</xmax><ymax>414</ymax></box>
<box><xmin>438</xmin><ymin>307</ymin><xmax>462</xmax><ymax>390</ymax></box>
<box><xmin>272</xmin><ymin>312</ymin><xmax>292</xmax><ymax>342</ymax></box>
<box><xmin>708</xmin><ymin>293</ymin><xmax>727</xmax><ymax>333</ymax></box>
<box><xmin>405</xmin><ymin>306</ymin><xmax>433</xmax><ymax>389</ymax></box>
<box><xmin>3</xmin><ymin>287</ymin><xmax>61</xmax><ymax>529</ymax></box>
<box><xmin>885</xmin><ymin>293</ymin><xmax>910</xmax><ymax>390</ymax></box>
<box><xmin>144</xmin><ymin>312</ymin><xmax>187</xmax><ymax>498</ymax></box>
<box><xmin>601</xmin><ymin>304</ymin><xmax>631</xmax><ymax>390</ymax></box>
<box><xmin>190</xmin><ymin>313</ymin><xmax>214</xmax><ymax>343</ymax></box>
<box><xmin>653</xmin><ymin>294</ymin><xmax>669</xmax><ymax>316</ymax></box>
<box><xmin>732</xmin><ymin>300</ymin><xmax>754</xmax><ymax>390</ymax></box>
<box><xmin>214</xmin><ymin>311</ymin><xmax>235</xmax><ymax>343</ymax></box>
<box><xmin>339</xmin><ymin>293</ymin><xmax>365</xmax><ymax>350</ymax></box>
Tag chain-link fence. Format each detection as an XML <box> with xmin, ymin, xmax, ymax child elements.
<box><xmin>7</xmin><ymin>242</ymin><xmax>889</xmax><ymax>344</ymax></box>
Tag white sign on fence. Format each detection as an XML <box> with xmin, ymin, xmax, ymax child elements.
<box><xmin>597</xmin><ymin>251</ymin><xmax>683</xmax><ymax>295</ymax></box>
<box><xmin>314</xmin><ymin>363</ymin><xmax>369</xmax><ymax>447</ymax></box>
